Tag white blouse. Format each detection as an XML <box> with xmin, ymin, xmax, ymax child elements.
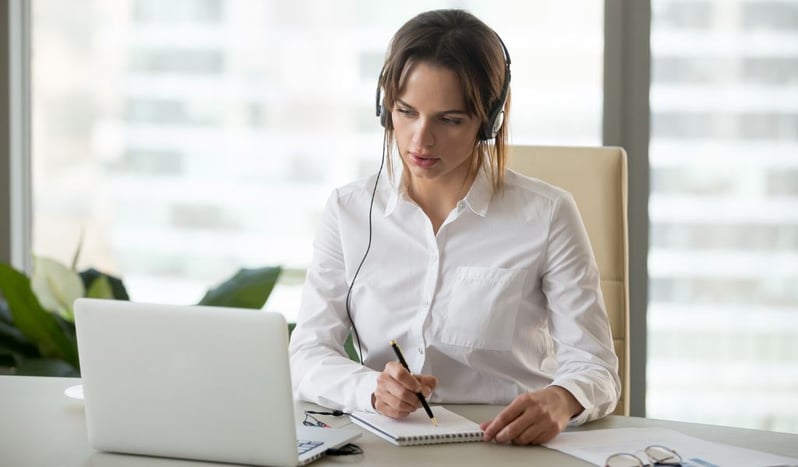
<box><xmin>289</xmin><ymin>168</ymin><xmax>620</xmax><ymax>425</ymax></box>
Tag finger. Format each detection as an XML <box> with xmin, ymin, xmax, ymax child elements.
<box><xmin>381</xmin><ymin>371</ymin><xmax>424</xmax><ymax>407</ymax></box>
<box><xmin>373</xmin><ymin>396</ymin><xmax>413</xmax><ymax>419</ymax></box>
<box><xmin>416</xmin><ymin>375</ymin><xmax>438</xmax><ymax>394</ymax></box>
<box><xmin>495</xmin><ymin>411</ymin><xmax>539</xmax><ymax>444</ymax></box>
<box><xmin>384</xmin><ymin>362</ymin><xmax>422</xmax><ymax>392</ymax></box>
<box><xmin>512</xmin><ymin>420</ymin><xmax>561</xmax><ymax>446</ymax></box>
<box><xmin>373</xmin><ymin>384</ymin><xmax>418</xmax><ymax>416</ymax></box>
<box><xmin>480</xmin><ymin>419</ymin><xmax>494</xmax><ymax>442</ymax></box>
<box><xmin>482</xmin><ymin>397</ymin><xmax>530</xmax><ymax>441</ymax></box>
<box><xmin>508</xmin><ymin>421</ymin><xmax>546</xmax><ymax>445</ymax></box>
<box><xmin>376</xmin><ymin>372</ymin><xmax>422</xmax><ymax>410</ymax></box>
<box><xmin>374</xmin><ymin>385</ymin><xmax>417</xmax><ymax>412</ymax></box>
<box><xmin>503</xmin><ymin>407</ymin><xmax>562</xmax><ymax>445</ymax></box>
<box><xmin>377</xmin><ymin>371</ymin><xmax>416</xmax><ymax>399</ymax></box>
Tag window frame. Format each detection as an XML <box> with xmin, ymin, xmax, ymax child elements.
<box><xmin>604</xmin><ymin>0</ymin><xmax>651</xmax><ymax>419</ymax></box>
<box><xmin>0</xmin><ymin>0</ymin><xmax>33</xmax><ymax>273</ymax></box>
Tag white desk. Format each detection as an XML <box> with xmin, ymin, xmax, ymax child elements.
<box><xmin>2</xmin><ymin>376</ymin><xmax>797</xmax><ymax>467</ymax></box>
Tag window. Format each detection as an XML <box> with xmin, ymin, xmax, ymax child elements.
<box><xmin>649</xmin><ymin>0</ymin><xmax>798</xmax><ymax>433</ymax></box>
<box><xmin>31</xmin><ymin>0</ymin><xmax>603</xmax><ymax>321</ymax></box>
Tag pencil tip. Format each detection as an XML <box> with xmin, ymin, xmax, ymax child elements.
<box><xmin>432</xmin><ymin>417</ymin><xmax>439</xmax><ymax>427</ymax></box>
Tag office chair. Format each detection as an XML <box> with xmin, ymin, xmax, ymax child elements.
<box><xmin>507</xmin><ymin>145</ymin><xmax>630</xmax><ymax>416</ymax></box>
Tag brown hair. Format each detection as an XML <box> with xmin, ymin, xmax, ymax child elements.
<box><xmin>379</xmin><ymin>9</ymin><xmax>511</xmax><ymax>191</ymax></box>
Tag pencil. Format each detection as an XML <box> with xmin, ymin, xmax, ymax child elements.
<box><xmin>390</xmin><ymin>339</ymin><xmax>438</xmax><ymax>426</ymax></box>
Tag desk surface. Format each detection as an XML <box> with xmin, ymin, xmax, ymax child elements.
<box><xmin>2</xmin><ymin>376</ymin><xmax>797</xmax><ymax>467</ymax></box>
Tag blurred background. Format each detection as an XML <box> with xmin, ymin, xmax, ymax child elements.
<box><xmin>28</xmin><ymin>0</ymin><xmax>797</xmax><ymax>433</ymax></box>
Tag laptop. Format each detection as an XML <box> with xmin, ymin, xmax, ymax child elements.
<box><xmin>74</xmin><ymin>298</ymin><xmax>360</xmax><ymax>466</ymax></box>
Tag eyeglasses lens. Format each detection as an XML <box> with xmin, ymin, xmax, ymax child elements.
<box><xmin>645</xmin><ymin>445</ymin><xmax>682</xmax><ymax>465</ymax></box>
<box><xmin>605</xmin><ymin>453</ymin><xmax>645</xmax><ymax>467</ymax></box>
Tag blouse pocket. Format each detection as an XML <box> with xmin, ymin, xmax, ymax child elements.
<box><xmin>439</xmin><ymin>266</ymin><xmax>528</xmax><ymax>351</ymax></box>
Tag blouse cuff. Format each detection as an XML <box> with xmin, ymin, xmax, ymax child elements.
<box><xmin>354</xmin><ymin>370</ymin><xmax>380</xmax><ymax>413</ymax></box>
<box><xmin>548</xmin><ymin>381</ymin><xmax>593</xmax><ymax>426</ymax></box>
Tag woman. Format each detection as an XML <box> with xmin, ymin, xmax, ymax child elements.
<box><xmin>289</xmin><ymin>9</ymin><xmax>620</xmax><ymax>445</ymax></box>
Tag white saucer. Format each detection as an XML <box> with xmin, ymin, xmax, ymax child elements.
<box><xmin>64</xmin><ymin>384</ymin><xmax>84</xmax><ymax>400</ymax></box>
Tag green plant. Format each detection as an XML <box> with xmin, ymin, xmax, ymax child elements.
<box><xmin>0</xmin><ymin>257</ymin><xmax>281</xmax><ymax>376</ymax></box>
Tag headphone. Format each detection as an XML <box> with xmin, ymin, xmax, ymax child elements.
<box><xmin>375</xmin><ymin>33</ymin><xmax>512</xmax><ymax>141</ymax></box>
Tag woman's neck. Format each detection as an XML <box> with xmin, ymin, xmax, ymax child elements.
<box><xmin>406</xmin><ymin>171</ymin><xmax>476</xmax><ymax>234</ymax></box>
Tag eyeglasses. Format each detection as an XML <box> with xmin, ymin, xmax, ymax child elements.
<box><xmin>302</xmin><ymin>412</ymin><xmax>330</xmax><ymax>428</ymax></box>
<box><xmin>605</xmin><ymin>445</ymin><xmax>682</xmax><ymax>467</ymax></box>
<box><xmin>301</xmin><ymin>411</ymin><xmax>362</xmax><ymax>458</ymax></box>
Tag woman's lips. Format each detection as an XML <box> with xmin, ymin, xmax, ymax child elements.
<box><xmin>409</xmin><ymin>152</ymin><xmax>439</xmax><ymax>168</ymax></box>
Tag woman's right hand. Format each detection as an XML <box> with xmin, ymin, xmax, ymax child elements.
<box><xmin>371</xmin><ymin>361</ymin><xmax>437</xmax><ymax>419</ymax></box>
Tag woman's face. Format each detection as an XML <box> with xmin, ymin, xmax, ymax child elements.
<box><xmin>391</xmin><ymin>61</ymin><xmax>481</xmax><ymax>189</ymax></box>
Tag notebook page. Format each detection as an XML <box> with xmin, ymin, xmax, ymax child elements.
<box><xmin>350</xmin><ymin>406</ymin><xmax>484</xmax><ymax>446</ymax></box>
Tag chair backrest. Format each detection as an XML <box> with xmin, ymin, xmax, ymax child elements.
<box><xmin>507</xmin><ymin>145</ymin><xmax>630</xmax><ymax>416</ymax></box>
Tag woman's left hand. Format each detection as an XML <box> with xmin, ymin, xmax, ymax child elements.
<box><xmin>480</xmin><ymin>386</ymin><xmax>583</xmax><ymax>445</ymax></box>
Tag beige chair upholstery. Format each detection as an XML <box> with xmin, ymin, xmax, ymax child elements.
<box><xmin>507</xmin><ymin>145</ymin><xmax>630</xmax><ymax>416</ymax></box>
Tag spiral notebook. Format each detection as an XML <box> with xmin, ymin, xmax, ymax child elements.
<box><xmin>349</xmin><ymin>406</ymin><xmax>484</xmax><ymax>446</ymax></box>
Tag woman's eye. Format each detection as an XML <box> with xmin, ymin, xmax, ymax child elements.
<box><xmin>397</xmin><ymin>108</ymin><xmax>414</xmax><ymax>116</ymax></box>
<box><xmin>442</xmin><ymin>117</ymin><xmax>463</xmax><ymax>125</ymax></box>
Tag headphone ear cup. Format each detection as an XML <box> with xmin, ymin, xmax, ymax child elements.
<box><xmin>490</xmin><ymin>109</ymin><xmax>505</xmax><ymax>138</ymax></box>
<box><xmin>480</xmin><ymin>108</ymin><xmax>504</xmax><ymax>140</ymax></box>
<box><xmin>379</xmin><ymin>104</ymin><xmax>388</xmax><ymax>128</ymax></box>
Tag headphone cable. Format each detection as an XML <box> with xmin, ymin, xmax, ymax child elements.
<box><xmin>344</xmin><ymin>131</ymin><xmax>387</xmax><ymax>364</ymax></box>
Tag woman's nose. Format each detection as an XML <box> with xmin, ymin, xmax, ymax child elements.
<box><xmin>412</xmin><ymin>118</ymin><xmax>435</xmax><ymax>147</ymax></box>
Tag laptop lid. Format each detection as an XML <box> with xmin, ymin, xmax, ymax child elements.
<box><xmin>74</xmin><ymin>298</ymin><xmax>359</xmax><ymax>466</ymax></box>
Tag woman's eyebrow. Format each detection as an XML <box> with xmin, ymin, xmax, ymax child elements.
<box><xmin>396</xmin><ymin>98</ymin><xmax>468</xmax><ymax>115</ymax></box>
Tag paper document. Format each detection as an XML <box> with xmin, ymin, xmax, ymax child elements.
<box><xmin>544</xmin><ymin>427</ymin><xmax>798</xmax><ymax>467</ymax></box>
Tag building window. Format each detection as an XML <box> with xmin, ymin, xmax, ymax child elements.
<box><xmin>31</xmin><ymin>1</ymin><xmax>602</xmax><ymax>321</ymax></box>
<box><xmin>649</xmin><ymin>0</ymin><xmax>798</xmax><ymax>433</ymax></box>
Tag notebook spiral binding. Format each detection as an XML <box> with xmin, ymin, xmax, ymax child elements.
<box><xmin>401</xmin><ymin>431</ymin><xmax>484</xmax><ymax>446</ymax></box>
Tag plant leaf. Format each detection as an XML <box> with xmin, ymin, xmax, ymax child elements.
<box><xmin>344</xmin><ymin>333</ymin><xmax>359</xmax><ymax>362</ymax></box>
<box><xmin>13</xmin><ymin>355</ymin><xmax>79</xmax><ymax>377</ymax></box>
<box><xmin>0</xmin><ymin>298</ymin><xmax>13</xmax><ymax>324</ymax></box>
<box><xmin>31</xmin><ymin>257</ymin><xmax>85</xmax><ymax>321</ymax></box>
<box><xmin>198</xmin><ymin>266</ymin><xmax>282</xmax><ymax>309</ymax></box>
<box><xmin>79</xmin><ymin>268</ymin><xmax>130</xmax><ymax>300</ymax></box>
<box><xmin>0</xmin><ymin>263</ymin><xmax>80</xmax><ymax>369</ymax></box>
<box><xmin>71</xmin><ymin>227</ymin><xmax>85</xmax><ymax>271</ymax></box>
<box><xmin>86</xmin><ymin>275</ymin><xmax>115</xmax><ymax>300</ymax></box>
<box><xmin>0</xmin><ymin>319</ymin><xmax>41</xmax><ymax>357</ymax></box>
